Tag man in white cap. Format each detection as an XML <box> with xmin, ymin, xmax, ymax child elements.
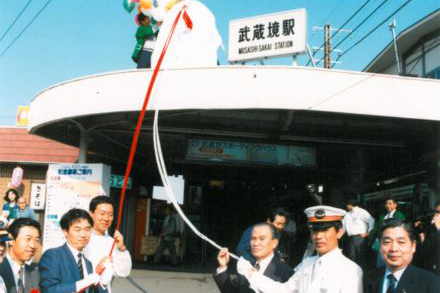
<box><xmin>236</xmin><ymin>205</ymin><xmax>363</xmax><ymax>293</ymax></box>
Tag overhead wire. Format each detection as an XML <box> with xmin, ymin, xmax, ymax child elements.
<box><xmin>315</xmin><ymin>0</ymin><xmax>390</xmax><ymax>66</ymax></box>
<box><xmin>331</xmin><ymin>0</ymin><xmax>415</xmax><ymax>68</ymax></box>
<box><xmin>307</xmin><ymin>0</ymin><xmax>373</xmax><ymax>66</ymax></box>
<box><xmin>321</xmin><ymin>0</ymin><xmax>345</xmax><ymax>25</ymax></box>
<box><xmin>0</xmin><ymin>0</ymin><xmax>53</xmax><ymax>59</ymax></box>
<box><xmin>0</xmin><ymin>0</ymin><xmax>34</xmax><ymax>43</ymax></box>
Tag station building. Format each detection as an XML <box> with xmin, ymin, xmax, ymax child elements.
<box><xmin>0</xmin><ymin>5</ymin><xmax>428</xmax><ymax>269</ymax></box>
<box><xmin>362</xmin><ymin>8</ymin><xmax>440</xmax><ymax>218</ymax></box>
<box><xmin>27</xmin><ymin>63</ymin><xmax>440</xmax><ymax>266</ymax></box>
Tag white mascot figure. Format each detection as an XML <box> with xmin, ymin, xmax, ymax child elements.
<box><xmin>150</xmin><ymin>0</ymin><xmax>222</xmax><ymax>68</ymax></box>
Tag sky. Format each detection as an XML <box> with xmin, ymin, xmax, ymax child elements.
<box><xmin>0</xmin><ymin>0</ymin><xmax>439</xmax><ymax>126</ymax></box>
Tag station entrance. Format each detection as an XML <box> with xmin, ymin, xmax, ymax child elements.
<box><xmin>30</xmin><ymin>106</ymin><xmax>440</xmax><ymax>270</ymax></box>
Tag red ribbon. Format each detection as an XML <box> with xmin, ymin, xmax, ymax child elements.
<box><xmin>108</xmin><ymin>7</ymin><xmax>187</xmax><ymax>259</ymax></box>
<box><xmin>183</xmin><ymin>11</ymin><xmax>193</xmax><ymax>29</ymax></box>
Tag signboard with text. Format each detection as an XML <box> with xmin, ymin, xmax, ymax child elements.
<box><xmin>30</xmin><ymin>183</ymin><xmax>46</xmax><ymax>210</ymax></box>
<box><xmin>186</xmin><ymin>139</ymin><xmax>316</xmax><ymax>167</ymax></box>
<box><xmin>110</xmin><ymin>174</ymin><xmax>132</xmax><ymax>189</ymax></box>
<box><xmin>228</xmin><ymin>8</ymin><xmax>307</xmax><ymax>62</ymax></box>
<box><xmin>43</xmin><ymin>164</ymin><xmax>111</xmax><ymax>251</ymax></box>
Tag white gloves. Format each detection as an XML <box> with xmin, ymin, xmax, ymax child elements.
<box><xmin>100</xmin><ymin>261</ymin><xmax>114</xmax><ymax>286</ymax></box>
<box><xmin>237</xmin><ymin>257</ymin><xmax>255</xmax><ymax>280</ymax></box>
<box><xmin>76</xmin><ymin>273</ymin><xmax>101</xmax><ymax>292</ymax></box>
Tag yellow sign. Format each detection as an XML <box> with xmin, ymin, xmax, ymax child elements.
<box><xmin>16</xmin><ymin>106</ymin><xmax>30</xmax><ymax>127</ymax></box>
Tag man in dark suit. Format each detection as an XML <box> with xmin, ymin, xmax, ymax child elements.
<box><xmin>213</xmin><ymin>222</ymin><xmax>293</xmax><ymax>293</ymax></box>
<box><xmin>370</xmin><ymin>197</ymin><xmax>406</xmax><ymax>267</ymax></box>
<box><xmin>236</xmin><ymin>207</ymin><xmax>288</xmax><ymax>263</ymax></box>
<box><xmin>39</xmin><ymin>208</ymin><xmax>109</xmax><ymax>292</ymax></box>
<box><xmin>0</xmin><ymin>217</ymin><xmax>40</xmax><ymax>292</ymax></box>
<box><xmin>419</xmin><ymin>201</ymin><xmax>440</xmax><ymax>275</ymax></box>
<box><xmin>363</xmin><ymin>218</ymin><xmax>440</xmax><ymax>293</ymax></box>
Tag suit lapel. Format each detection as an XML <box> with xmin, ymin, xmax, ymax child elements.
<box><xmin>372</xmin><ymin>268</ymin><xmax>385</xmax><ymax>293</ymax></box>
<box><xmin>24</xmin><ymin>264</ymin><xmax>39</xmax><ymax>291</ymax></box>
<box><xmin>62</xmin><ymin>243</ymin><xmax>82</xmax><ymax>280</ymax></box>
<box><xmin>0</xmin><ymin>258</ymin><xmax>18</xmax><ymax>293</ymax></box>
<box><xmin>262</xmin><ymin>256</ymin><xmax>276</xmax><ymax>280</ymax></box>
<box><xmin>84</xmin><ymin>256</ymin><xmax>93</xmax><ymax>274</ymax></box>
<box><xmin>396</xmin><ymin>265</ymin><xmax>416</xmax><ymax>293</ymax></box>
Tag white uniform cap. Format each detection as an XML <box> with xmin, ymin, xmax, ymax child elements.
<box><xmin>304</xmin><ymin>205</ymin><xmax>346</xmax><ymax>223</ymax></box>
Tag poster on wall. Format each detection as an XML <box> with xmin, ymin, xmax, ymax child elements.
<box><xmin>43</xmin><ymin>164</ymin><xmax>111</xmax><ymax>251</ymax></box>
<box><xmin>30</xmin><ymin>183</ymin><xmax>46</xmax><ymax>210</ymax></box>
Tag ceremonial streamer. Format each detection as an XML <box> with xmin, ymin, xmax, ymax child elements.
<box><xmin>153</xmin><ymin>109</ymin><xmax>239</xmax><ymax>260</ymax></box>
<box><xmin>109</xmin><ymin>6</ymin><xmax>185</xmax><ymax>257</ymax></box>
<box><xmin>111</xmin><ymin>4</ymin><xmax>238</xmax><ymax>260</ymax></box>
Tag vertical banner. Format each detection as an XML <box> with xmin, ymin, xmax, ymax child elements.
<box><xmin>43</xmin><ymin>164</ymin><xmax>111</xmax><ymax>251</ymax></box>
<box><xmin>30</xmin><ymin>183</ymin><xmax>46</xmax><ymax>210</ymax></box>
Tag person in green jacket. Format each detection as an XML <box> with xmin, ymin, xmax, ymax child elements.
<box><xmin>132</xmin><ymin>13</ymin><xmax>158</xmax><ymax>69</ymax></box>
<box><xmin>370</xmin><ymin>197</ymin><xmax>406</xmax><ymax>267</ymax></box>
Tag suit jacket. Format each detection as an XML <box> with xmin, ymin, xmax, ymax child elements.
<box><xmin>420</xmin><ymin>225</ymin><xmax>440</xmax><ymax>275</ymax></box>
<box><xmin>363</xmin><ymin>264</ymin><xmax>440</xmax><ymax>293</ymax></box>
<box><xmin>371</xmin><ymin>211</ymin><xmax>406</xmax><ymax>240</ymax></box>
<box><xmin>39</xmin><ymin>243</ymin><xmax>107</xmax><ymax>293</ymax></box>
<box><xmin>213</xmin><ymin>255</ymin><xmax>293</xmax><ymax>293</ymax></box>
<box><xmin>0</xmin><ymin>258</ymin><xmax>39</xmax><ymax>293</ymax></box>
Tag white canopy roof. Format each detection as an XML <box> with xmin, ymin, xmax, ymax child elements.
<box><xmin>29</xmin><ymin>66</ymin><xmax>440</xmax><ymax>131</ymax></box>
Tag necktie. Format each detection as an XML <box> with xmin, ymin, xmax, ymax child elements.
<box><xmin>254</xmin><ymin>262</ymin><xmax>260</xmax><ymax>271</ymax></box>
<box><xmin>77</xmin><ymin>252</ymin><xmax>84</xmax><ymax>279</ymax></box>
<box><xmin>386</xmin><ymin>274</ymin><xmax>397</xmax><ymax>293</ymax></box>
<box><xmin>17</xmin><ymin>266</ymin><xmax>24</xmax><ymax>293</ymax></box>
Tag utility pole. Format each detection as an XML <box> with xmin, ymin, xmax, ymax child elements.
<box><xmin>389</xmin><ymin>19</ymin><xmax>401</xmax><ymax>75</ymax></box>
<box><xmin>311</xmin><ymin>25</ymin><xmax>351</xmax><ymax>68</ymax></box>
<box><xmin>324</xmin><ymin>24</ymin><xmax>331</xmax><ymax>69</ymax></box>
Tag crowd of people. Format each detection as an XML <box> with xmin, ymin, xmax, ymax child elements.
<box><xmin>0</xmin><ymin>190</ymin><xmax>132</xmax><ymax>293</ymax></box>
<box><xmin>0</xmin><ymin>184</ymin><xmax>439</xmax><ymax>292</ymax></box>
<box><xmin>214</xmin><ymin>199</ymin><xmax>440</xmax><ymax>293</ymax></box>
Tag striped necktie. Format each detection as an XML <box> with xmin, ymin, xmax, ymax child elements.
<box><xmin>386</xmin><ymin>274</ymin><xmax>397</xmax><ymax>293</ymax></box>
<box><xmin>78</xmin><ymin>253</ymin><xmax>84</xmax><ymax>279</ymax></box>
<box><xmin>17</xmin><ymin>266</ymin><xmax>24</xmax><ymax>293</ymax></box>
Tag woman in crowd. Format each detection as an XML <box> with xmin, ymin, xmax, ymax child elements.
<box><xmin>2</xmin><ymin>188</ymin><xmax>19</xmax><ymax>220</ymax></box>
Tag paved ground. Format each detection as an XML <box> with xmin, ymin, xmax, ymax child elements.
<box><xmin>112</xmin><ymin>270</ymin><xmax>221</xmax><ymax>293</ymax></box>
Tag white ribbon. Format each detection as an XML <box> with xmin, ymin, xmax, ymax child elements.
<box><xmin>152</xmin><ymin>108</ymin><xmax>239</xmax><ymax>260</ymax></box>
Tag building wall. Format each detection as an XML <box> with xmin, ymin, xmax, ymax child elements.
<box><xmin>0</xmin><ymin>163</ymin><xmax>47</xmax><ymax>215</ymax></box>
<box><xmin>403</xmin><ymin>33</ymin><xmax>440</xmax><ymax>77</ymax></box>
<box><xmin>425</xmin><ymin>37</ymin><xmax>440</xmax><ymax>74</ymax></box>
<box><xmin>382</xmin><ymin>64</ymin><xmax>400</xmax><ymax>75</ymax></box>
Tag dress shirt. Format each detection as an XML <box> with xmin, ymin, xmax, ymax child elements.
<box><xmin>0</xmin><ymin>275</ymin><xmax>6</xmax><ymax>292</ymax></box>
<box><xmin>83</xmin><ymin>230</ymin><xmax>132</xmax><ymax>293</ymax></box>
<box><xmin>249</xmin><ymin>248</ymin><xmax>363</xmax><ymax>293</ymax></box>
<box><xmin>65</xmin><ymin>242</ymin><xmax>91</xmax><ymax>275</ymax></box>
<box><xmin>384</xmin><ymin>210</ymin><xmax>396</xmax><ymax>220</ymax></box>
<box><xmin>381</xmin><ymin>267</ymin><xmax>406</xmax><ymax>293</ymax></box>
<box><xmin>343</xmin><ymin>206</ymin><xmax>375</xmax><ymax>236</ymax></box>
<box><xmin>255</xmin><ymin>253</ymin><xmax>274</xmax><ymax>274</ymax></box>
<box><xmin>5</xmin><ymin>253</ymin><xmax>24</xmax><ymax>289</ymax></box>
<box><xmin>216</xmin><ymin>253</ymin><xmax>274</xmax><ymax>275</ymax></box>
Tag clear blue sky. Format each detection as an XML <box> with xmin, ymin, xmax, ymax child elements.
<box><xmin>0</xmin><ymin>0</ymin><xmax>438</xmax><ymax>126</ymax></box>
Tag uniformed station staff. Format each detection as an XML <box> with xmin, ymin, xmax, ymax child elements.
<box><xmin>237</xmin><ymin>205</ymin><xmax>363</xmax><ymax>293</ymax></box>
